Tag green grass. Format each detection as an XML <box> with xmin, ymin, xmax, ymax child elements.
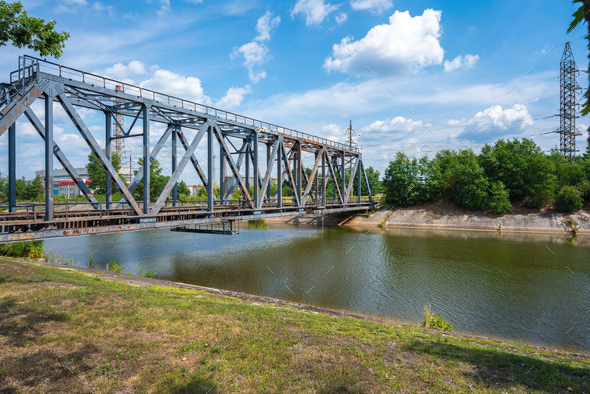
<box><xmin>0</xmin><ymin>258</ymin><xmax>588</xmax><ymax>393</ymax></box>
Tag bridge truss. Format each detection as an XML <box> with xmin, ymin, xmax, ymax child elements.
<box><xmin>0</xmin><ymin>57</ymin><xmax>374</xmax><ymax>243</ymax></box>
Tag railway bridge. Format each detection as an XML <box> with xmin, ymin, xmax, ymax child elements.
<box><xmin>0</xmin><ymin>57</ymin><xmax>374</xmax><ymax>243</ymax></box>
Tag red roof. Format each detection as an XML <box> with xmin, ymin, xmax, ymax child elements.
<box><xmin>58</xmin><ymin>179</ymin><xmax>90</xmax><ymax>186</ymax></box>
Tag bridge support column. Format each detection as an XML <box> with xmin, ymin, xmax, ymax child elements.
<box><xmin>8</xmin><ymin>123</ymin><xmax>16</xmax><ymax>213</ymax></box>
<box><xmin>341</xmin><ymin>151</ymin><xmax>346</xmax><ymax>206</ymax></box>
<box><xmin>253</xmin><ymin>132</ymin><xmax>258</xmax><ymax>207</ymax></box>
<box><xmin>142</xmin><ymin>103</ymin><xmax>150</xmax><ymax>214</ymax></box>
<box><xmin>296</xmin><ymin>142</ymin><xmax>301</xmax><ymax>208</ymax></box>
<box><xmin>321</xmin><ymin>151</ymin><xmax>326</xmax><ymax>207</ymax></box>
<box><xmin>171</xmin><ymin>125</ymin><xmax>177</xmax><ymax>207</ymax></box>
<box><xmin>105</xmin><ymin>112</ymin><xmax>112</xmax><ymax>210</ymax></box>
<box><xmin>207</xmin><ymin>124</ymin><xmax>213</xmax><ymax>213</ymax></box>
<box><xmin>277</xmin><ymin>137</ymin><xmax>282</xmax><ymax>209</ymax></box>
<box><xmin>358</xmin><ymin>156</ymin><xmax>362</xmax><ymax>203</ymax></box>
<box><xmin>44</xmin><ymin>94</ymin><xmax>54</xmax><ymax>222</ymax></box>
<box><xmin>219</xmin><ymin>135</ymin><xmax>225</xmax><ymax>203</ymax></box>
<box><xmin>245</xmin><ymin>141</ymin><xmax>250</xmax><ymax>200</ymax></box>
<box><xmin>266</xmin><ymin>143</ymin><xmax>271</xmax><ymax>204</ymax></box>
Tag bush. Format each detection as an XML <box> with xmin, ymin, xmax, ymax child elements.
<box><xmin>422</xmin><ymin>305</ymin><xmax>453</xmax><ymax>331</ymax></box>
<box><xmin>554</xmin><ymin>186</ymin><xmax>583</xmax><ymax>212</ymax></box>
<box><xmin>0</xmin><ymin>241</ymin><xmax>44</xmax><ymax>259</ymax></box>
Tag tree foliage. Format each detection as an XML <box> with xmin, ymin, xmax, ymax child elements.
<box><xmin>86</xmin><ymin>151</ymin><xmax>121</xmax><ymax>195</ymax></box>
<box><xmin>0</xmin><ymin>1</ymin><xmax>69</xmax><ymax>58</ymax></box>
<box><xmin>133</xmin><ymin>158</ymin><xmax>170</xmax><ymax>201</ymax></box>
<box><xmin>380</xmin><ymin>138</ymin><xmax>590</xmax><ymax>213</ymax></box>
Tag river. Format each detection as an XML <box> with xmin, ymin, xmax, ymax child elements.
<box><xmin>43</xmin><ymin>224</ymin><xmax>590</xmax><ymax>354</ymax></box>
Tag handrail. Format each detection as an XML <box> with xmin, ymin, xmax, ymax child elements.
<box><xmin>12</xmin><ymin>55</ymin><xmax>358</xmax><ymax>153</ymax></box>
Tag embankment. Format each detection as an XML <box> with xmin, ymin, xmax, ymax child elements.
<box><xmin>0</xmin><ymin>257</ymin><xmax>588</xmax><ymax>392</ymax></box>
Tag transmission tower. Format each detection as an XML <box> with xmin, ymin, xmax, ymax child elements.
<box><xmin>555</xmin><ymin>42</ymin><xmax>582</xmax><ymax>163</ymax></box>
<box><xmin>113</xmin><ymin>85</ymin><xmax>128</xmax><ymax>171</ymax></box>
<box><xmin>346</xmin><ymin>120</ymin><xmax>358</xmax><ymax>171</ymax></box>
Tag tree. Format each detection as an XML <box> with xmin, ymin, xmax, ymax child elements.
<box><xmin>555</xmin><ymin>185</ymin><xmax>583</xmax><ymax>212</ymax></box>
<box><xmin>22</xmin><ymin>174</ymin><xmax>43</xmax><ymax>200</ymax></box>
<box><xmin>133</xmin><ymin>158</ymin><xmax>170</xmax><ymax>201</ymax></box>
<box><xmin>362</xmin><ymin>166</ymin><xmax>381</xmax><ymax>195</ymax></box>
<box><xmin>177</xmin><ymin>180</ymin><xmax>191</xmax><ymax>197</ymax></box>
<box><xmin>0</xmin><ymin>1</ymin><xmax>69</xmax><ymax>58</ymax></box>
<box><xmin>383</xmin><ymin>152</ymin><xmax>423</xmax><ymax>207</ymax></box>
<box><xmin>86</xmin><ymin>151</ymin><xmax>121</xmax><ymax>195</ymax></box>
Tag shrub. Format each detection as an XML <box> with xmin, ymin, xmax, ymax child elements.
<box><xmin>422</xmin><ymin>305</ymin><xmax>453</xmax><ymax>331</ymax></box>
<box><xmin>108</xmin><ymin>261</ymin><xmax>122</xmax><ymax>274</ymax></box>
<box><xmin>0</xmin><ymin>241</ymin><xmax>44</xmax><ymax>259</ymax></box>
<box><xmin>554</xmin><ymin>186</ymin><xmax>583</xmax><ymax>212</ymax></box>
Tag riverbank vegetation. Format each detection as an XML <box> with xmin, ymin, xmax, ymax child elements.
<box><xmin>0</xmin><ymin>258</ymin><xmax>588</xmax><ymax>392</ymax></box>
<box><xmin>383</xmin><ymin>138</ymin><xmax>590</xmax><ymax>214</ymax></box>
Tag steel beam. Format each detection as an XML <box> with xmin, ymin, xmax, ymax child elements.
<box><xmin>44</xmin><ymin>94</ymin><xmax>54</xmax><ymax>221</ymax></box>
<box><xmin>301</xmin><ymin>147</ymin><xmax>325</xmax><ymax>205</ymax></box>
<box><xmin>172</xmin><ymin>125</ymin><xmax>177</xmax><ymax>206</ymax></box>
<box><xmin>253</xmin><ymin>132</ymin><xmax>258</xmax><ymax>206</ymax></box>
<box><xmin>150</xmin><ymin>122</ymin><xmax>208</xmax><ymax>215</ymax></box>
<box><xmin>207</xmin><ymin>125</ymin><xmax>213</xmax><ymax>213</ymax></box>
<box><xmin>23</xmin><ymin>108</ymin><xmax>98</xmax><ymax>205</ymax></box>
<box><xmin>277</xmin><ymin>136</ymin><xmax>282</xmax><ymax>209</ymax></box>
<box><xmin>57</xmin><ymin>94</ymin><xmax>142</xmax><ymax>215</ymax></box>
<box><xmin>258</xmin><ymin>139</ymin><xmax>279</xmax><ymax>208</ymax></box>
<box><xmin>105</xmin><ymin>111</ymin><xmax>112</xmax><ymax>209</ymax></box>
<box><xmin>8</xmin><ymin>123</ymin><xmax>15</xmax><ymax>213</ymax></box>
<box><xmin>142</xmin><ymin>103</ymin><xmax>150</xmax><ymax>214</ymax></box>
<box><xmin>213</xmin><ymin>125</ymin><xmax>252</xmax><ymax>206</ymax></box>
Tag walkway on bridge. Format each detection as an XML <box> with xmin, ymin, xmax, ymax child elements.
<box><xmin>0</xmin><ymin>56</ymin><xmax>374</xmax><ymax>242</ymax></box>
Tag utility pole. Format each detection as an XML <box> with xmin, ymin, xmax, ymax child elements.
<box><xmin>555</xmin><ymin>42</ymin><xmax>582</xmax><ymax>163</ymax></box>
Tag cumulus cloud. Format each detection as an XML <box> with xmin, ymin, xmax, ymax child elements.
<box><xmin>350</xmin><ymin>0</ymin><xmax>393</xmax><ymax>14</ymax></box>
<box><xmin>102</xmin><ymin>61</ymin><xmax>149</xmax><ymax>83</ymax></box>
<box><xmin>449</xmin><ymin>104</ymin><xmax>534</xmax><ymax>139</ymax></box>
<box><xmin>140</xmin><ymin>69</ymin><xmax>208</xmax><ymax>103</ymax></box>
<box><xmin>292</xmin><ymin>0</ymin><xmax>340</xmax><ymax>25</ymax></box>
<box><xmin>216</xmin><ymin>86</ymin><xmax>252</xmax><ymax>109</ymax></box>
<box><xmin>156</xmin><ymin>0</ymin><xmax>170</xmax><ymax>16</ymax></box>
<box><xmin>232</xmin><ymin>11</ymin><xmax>281</xmax><ymax>83</ymax></box>
<box><xmin>324</xmin><ymin>9</ymin><xmax>444</xmax><ymax>76</ymax></box>
<box><xmin>443</xmin><ymin>54</ymin><xmax>480</xmax><ymax>72</ymax></box>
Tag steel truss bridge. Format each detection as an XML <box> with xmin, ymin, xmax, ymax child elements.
<box><xmin>0</xmin><ymin>56</ymin><xmax>374</xmax><ymax>243</ymax></box>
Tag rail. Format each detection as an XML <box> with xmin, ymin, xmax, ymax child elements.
<box><xmin>10</xmin><ymin>56</ymin><xmax>358</xmax><ymax>152</ymax></box>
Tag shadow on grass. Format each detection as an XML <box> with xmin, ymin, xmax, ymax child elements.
<box><xmin>0</xmin><ymin>297</ymin><xmax>98</xmax><ymax>392</ymax></box>
<box><xmin>170</xmin><ymin>378</ymin><xmax>217</xmax><ymax>394</ymax></box>
<box><xmin>406</xmin><ymin>340</ymin><xmax>590</xmax><ymax>392</ymax></box>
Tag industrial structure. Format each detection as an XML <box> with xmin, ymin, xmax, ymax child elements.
<box><xmin>555</xmin><ymin>42</ymin><xmax>582</xmax><ymax>163</ymax></box>
<box><xmin>0</xmin><ymin>56</ymin><xmax>374</xmax><ymax>243</ymax></box>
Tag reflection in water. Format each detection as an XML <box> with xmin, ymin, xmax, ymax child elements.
<box><xmin>44</xmin><ymin>225</ymin><xmax>590</xmax><ymax>354</ymax></box>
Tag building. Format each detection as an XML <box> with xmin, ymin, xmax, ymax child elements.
<box><xmin>57</xmin><ymin>179</ymin><xmax>90</xmax><ymax>197</ymax></box>
<box><xmin>36</xmin><ymin>168</ymin><xmax>89</xmax><ymax>189</ymax></box>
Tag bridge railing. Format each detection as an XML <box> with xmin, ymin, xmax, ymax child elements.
<box><xmin>12</xmin><ymin>56</ymin><xmax>358</xmax><ymax>153</ymax></box>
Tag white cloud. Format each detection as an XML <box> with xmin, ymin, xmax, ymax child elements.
<box><xmin>335</xmin><ymin>12</ymin><xmax>347</xmax><ymax>25</ymax></box>
<box><xmin>292</xmin><ymin>0</ymin><xmax>340</xmax><ymax>26</ymax></box>
<box><xmin>140</xmin><ymin>69</ymin><xmax>208</xmax><ymax>103</ymax></box>
<box><xmin>324</xmin><ymin>9</ymin><xmax>444</xmax><ymax>76</ymax></box>
<box><xmin>156</xmin><ymin>0</ymin><xmax>170</xmax><ymax>16</ymax></box>
<box><xmin>55</xmin><ymin>0</ymin><xmax>88</xmax><ymax>13</ymax></box>
<box><xmin>361</xmin><ymin>116</ymin><xmax>426</xmax><ymax>137</ymax></box>
<box><xmin>448</xmin><ymin>104</ymin><xmax>534</xmax><ymax>139</ymax></box>
<box><xmin>93</xmin><ymin>2</ymin><xmax>114</xmax><ymax>15</ymax></box>
<box><xmin>255</xmin><ymin>11</ymin><xmax>281</xmax><ymax>42</ymax></box>
<box><xmin>102</xmin><ymin>61</ymin><xmax>149</xmax><ymax>83</ymax></box>
<box><xmin>443</xmin><ymin>54</ymin><xmax>480</xmax><ymax>72</ymax></box>
<box><xmin>216</xmin><ymin>86</ymin><xmax>252</xmax><ymax>109</ymax></box>
<box><xmin>350</xmin><ymin>0</ymin><xmax>393</xmax><ymax>14</ymax></box>
<box><xmin>232</xmin><ymin>12</ymin><xmax>281</xmax><ymax>83</ymax></box>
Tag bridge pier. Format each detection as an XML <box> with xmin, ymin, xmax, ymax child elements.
<box><xmin>105</xmin><ymin>111</ymin><xmax>112</xmax><ymax>210</ymax></box>
<box><xmin>8</xmin><ymin>123</ymin><xmax>15</xmax><ymax>213</ymax></box>
<box><xmin>44</xmin><ymin>93</ymin><xmax>54</xmax><ymax>222</ymax></box>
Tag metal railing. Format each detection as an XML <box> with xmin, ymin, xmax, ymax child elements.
<box><xmin>11</xmin><ymin>56</ymin><xmax>358</xmax><ymax>152</ymax></box>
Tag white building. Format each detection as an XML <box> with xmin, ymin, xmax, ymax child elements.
<box><xmin>57</xmin><ymin>179</ymin><xmax>90</xmax><ymax>198</ymax></box>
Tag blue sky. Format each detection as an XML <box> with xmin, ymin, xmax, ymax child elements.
<box><xmin>0</xmin><ymin>0</ymin><xmax>588</xmax><ymax>183</ymax></box>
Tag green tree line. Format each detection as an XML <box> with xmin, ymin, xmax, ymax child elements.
<box><xmin>383</xmin><ymin>138</ymin><xmax>590</xmax><ymax>213</ymax></box>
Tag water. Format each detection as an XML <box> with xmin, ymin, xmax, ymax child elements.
<box><xmin>44</xmin><ymin>224</ymin><xmax>590</xmax><ymax>354</ymax></box>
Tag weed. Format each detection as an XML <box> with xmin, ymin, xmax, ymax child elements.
<box><xmin>0</xmin><ymin>241</ymin><xmax>44</xmax><ymax>259</ymax></box>
<box><xmin>108</xmin><ymin>261</ymin><xmax>122</xmax><ymax>274</ymax></box>
<box><xmin>569</xmin><ymin>217</ymin><xmax>578</xmax><ymax>236</ymax></box>
<box><xmin>88</xmin><ymin>252</ymin><xmax>96</xmax><ymax>269</ymax></box>
<box><xmin>95</xmin><ymin>363</ymin><xmax>122</xmax><ymax>378</ymax></box>
<box><xmin>422</xmin><ymin>304</ymin><xmax>453</xmax><ymax>332</ymax></box>
<box><xmin>380</xmin><ymin>220</ymin><xmax>385</xmax><ymax>229</ymax></box>
<box><xmin>144</xmin><ymin>270</ymin><xmax>154</xmax><ymax>278</ymax></box>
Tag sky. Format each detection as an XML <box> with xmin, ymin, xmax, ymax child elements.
<box><xmin>0</xmin><ymin>0</ymin><xmax>589</xmax><ymax>183</ymax></box>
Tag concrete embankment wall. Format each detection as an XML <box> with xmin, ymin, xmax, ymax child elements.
<box><xmin>345</xmin><ymin>208</ymin><xmax>590</xmax><ymax>236</ymax></box>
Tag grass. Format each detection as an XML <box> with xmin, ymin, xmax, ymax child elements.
<box><xmin>0</xmin><ymin>258</ymin><xmax>588</xmax><ymax>393</ymax></box>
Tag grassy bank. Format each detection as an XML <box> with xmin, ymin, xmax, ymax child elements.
<box><xmin>0</xmin><ymin>258</ymin><xmax>588</xmax><ymax>393</ymax></box>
